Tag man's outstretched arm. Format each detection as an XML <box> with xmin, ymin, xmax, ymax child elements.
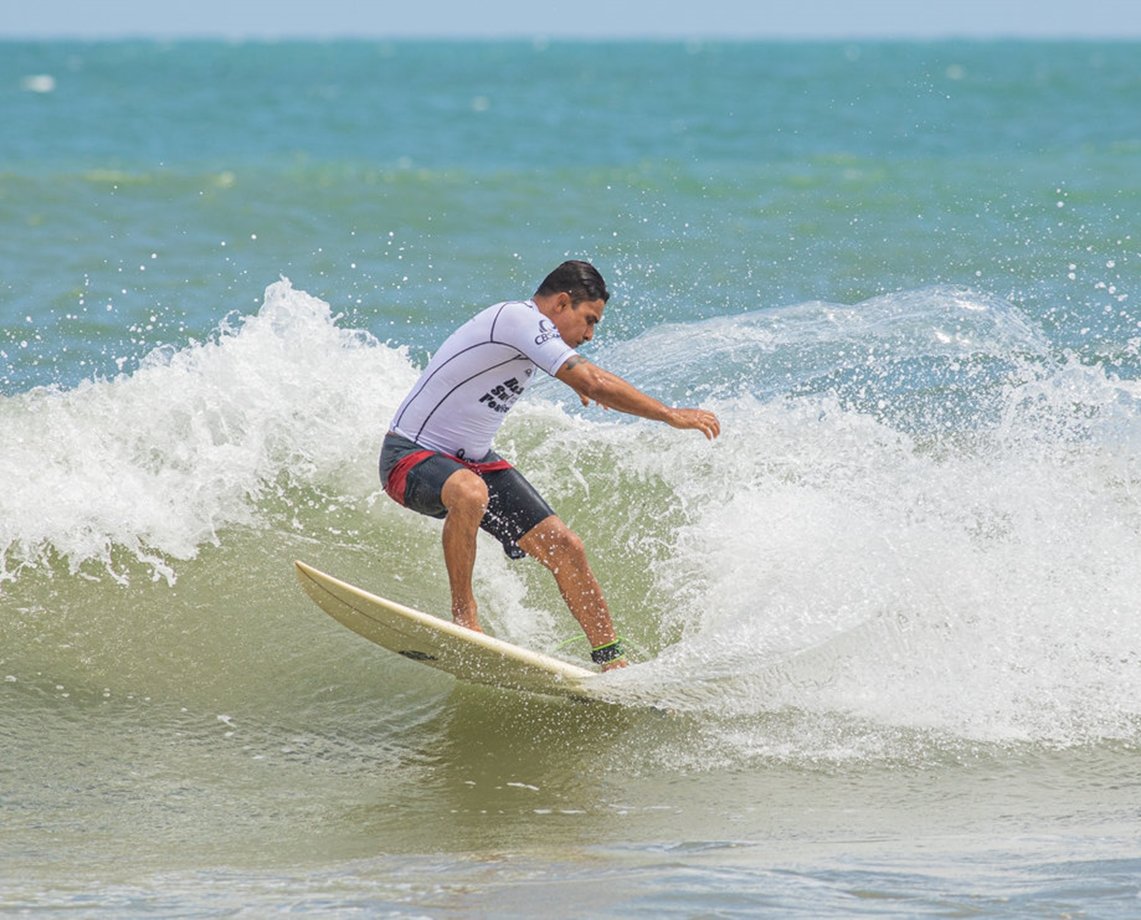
<box><xmin>555</xmin><ymin>355</ymin><xmax>721</xmax><ymax>440</ymax></box>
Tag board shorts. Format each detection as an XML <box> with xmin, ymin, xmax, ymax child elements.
<box><xmin>379</xmin><ymin>432</ymin><xmax>555</xmax><ymax>560</ymax></box>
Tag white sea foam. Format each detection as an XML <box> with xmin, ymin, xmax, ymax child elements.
<box><xmin>19</xmin><ymin>74</ymin><xmax>56</xmax><ymax>94</ymax></box>
<box><xmin>0</xmin><ymin>279</ymin><xmax>418</xmax><ymax>584</ymax></box>
<box><xmin>583</xmin><ymin>292</ymin><xmax>1141</xmax><ymax>749</ymax></box>
<box><xmin>2</xmin><ymin>281</ymin><xmax>1138</xmax><ymax>749</ymax></box>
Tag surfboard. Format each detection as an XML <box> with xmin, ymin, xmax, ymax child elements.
<box><xmin>294</xmin><ymin>560</ymin><xmax>601</xmax><ymax>701</ymax></box>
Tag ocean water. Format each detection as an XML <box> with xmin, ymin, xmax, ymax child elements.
<box><xmin>2</xmin><ymin>39</ymin><xmax>1139</xmax><ymax>917</ymax></box>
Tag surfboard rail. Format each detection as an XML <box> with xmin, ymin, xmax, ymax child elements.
<box><xmin>294</xmin><ymin>560</ymin><xmax>600</xmax><ymax>701</ymax></box>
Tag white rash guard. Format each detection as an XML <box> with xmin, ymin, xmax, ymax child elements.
<box><xmin>390</xmin><ymin>299</ymin><xmax>576</xmax><ymax>459</ymax></box>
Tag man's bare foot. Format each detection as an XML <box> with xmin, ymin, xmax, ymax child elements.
<box><xmin>601</xmin><ymin>658</ymin><xmax>628</xmax><ymax>672</ymax></box>
<box><xmin>452</xmin><ymin>605</ymin><xmax>482</xmax><ymax>633</ymax></box>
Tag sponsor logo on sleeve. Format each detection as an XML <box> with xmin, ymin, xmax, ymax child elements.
<box><xmin>533</xmin><ymin>318</ymin><xmax>562</xmax><ymax>346</ymax></box>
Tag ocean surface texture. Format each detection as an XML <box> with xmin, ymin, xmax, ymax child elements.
<box><xmin>2</xmin><ymin>40</ymin><xmax>1139</xmax><ymax>917</ymax></box>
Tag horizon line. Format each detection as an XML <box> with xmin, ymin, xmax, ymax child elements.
<box><xmin>2</xmin><ymin>30</ymin><xmax>1138</xmax><ymax>42</ymax></box>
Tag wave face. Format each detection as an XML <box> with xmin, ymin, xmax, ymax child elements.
<box><xmin>3</xmin><ymin>280</ymin><xmax>1138</xmax><ymax>762</ymax></box>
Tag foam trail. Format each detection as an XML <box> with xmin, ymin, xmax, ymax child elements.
<box><xmin>588</xmin><ymin>292</ymin><xmax>1141</xmax><ymax>749</ymax></box>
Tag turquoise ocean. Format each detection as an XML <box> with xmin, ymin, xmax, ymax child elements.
<box><xmin>2</xmin><ymin>40</ymin><xmax>1140</xmax><ymax>916</ymax></box>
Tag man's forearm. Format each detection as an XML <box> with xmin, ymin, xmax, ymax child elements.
<box><xmin>559</xmin><ymin>357</ymin><xmax>670</xmax><ymax>421</ymax></box>
<box><xmin>556</xmin><ymin>356</ymin><xmax>721</xmax><ymax>440</ymax></box>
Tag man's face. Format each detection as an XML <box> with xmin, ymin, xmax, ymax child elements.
<box><xmin>553</xmin><ymin>298</ymin><xmax>606</xmax><ymax>348</ymax></box>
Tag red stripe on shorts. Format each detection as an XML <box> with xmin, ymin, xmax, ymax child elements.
<box><xmin>384</xmin><ymin>449</ymin><xmax>513</xmax><ymax>507</ymax></box>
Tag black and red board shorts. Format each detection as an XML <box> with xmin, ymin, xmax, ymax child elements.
<box><xmin>379</xmin><ymin>432</ymin><xmax>555</xmax><ymax>560</ymax></box>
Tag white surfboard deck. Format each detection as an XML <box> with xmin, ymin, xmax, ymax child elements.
<box><xmin>294</xmin><ymin>560</ymin><xmax>603</xmax><ymax>702</ymax></box>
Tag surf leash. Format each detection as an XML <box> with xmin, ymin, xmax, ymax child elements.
<box><xmin>590</xmin><ymin>638</ymin><xmax>626</xmax><ymax>665</ymax></box>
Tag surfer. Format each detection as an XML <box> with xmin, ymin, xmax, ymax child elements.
<box><xmin>380</xmin><ymin>260</ymin><xmax>720</xmax><ymax>670</ymax></box>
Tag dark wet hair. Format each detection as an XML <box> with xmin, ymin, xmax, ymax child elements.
<box><xmin>534</xmin><ymin>260</ymin><xmax>610</xmax><ymax>304</ymax></box>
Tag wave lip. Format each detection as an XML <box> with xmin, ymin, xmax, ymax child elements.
<box><xmin>0</xmin><ymin>279</ymin><xmax>416</xmax><ymax>585</ymax></box>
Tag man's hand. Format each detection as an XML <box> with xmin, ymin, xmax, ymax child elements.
<box><xmin>665</xmin><ymin>407</ymin><xmax>721</xmax><ymax>440</ymax></box>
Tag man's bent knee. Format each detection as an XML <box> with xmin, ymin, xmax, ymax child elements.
<box><xmin>518</xmin><ymin>516</ymin><xmax>586</xmax><ymax>566</ymax></box>
<box><xmin>441</xmin><ymin>469</ymin><xmax>489</xmax><ymax>517</ymax></box>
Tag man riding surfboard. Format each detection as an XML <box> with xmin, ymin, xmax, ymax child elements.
<box><xmin>380</xmin><ymin>260</ymin><xmax>720</xmax><ymax>670</ymax></box>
